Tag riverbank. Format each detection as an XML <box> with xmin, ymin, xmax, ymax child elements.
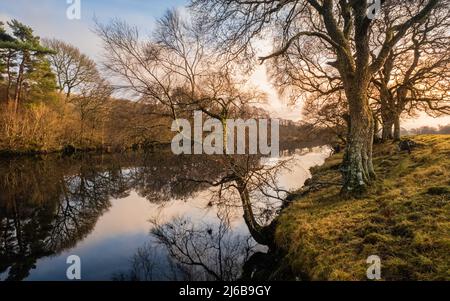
<box><xmin>0</xmin><ymin>142</ymin><xmax>172</xmax><ymax>158</ymax></box>
<box><xmin>272</xmin><ymin>135</ymin><xmax>449</xmax><ymax>280</ymax></box>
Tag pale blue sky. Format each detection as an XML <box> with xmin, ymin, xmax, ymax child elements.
<box><xmin>0</xmin><ymin>0</ymin><xmax>188</xmax><ymax>60</ymax></box>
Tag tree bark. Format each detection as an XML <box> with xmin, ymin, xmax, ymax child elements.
<box><xmin>393</xmin><ymin>114</ymin><xmax>401</xmax><ymax>141</ymax></box>
<box><xmin>382</xmin><ymin>122</ymin><xmax>393</xmax><ymax>140</ymax></box>
<box><xmin>337</xmin><ymin>4</ymin><xmax>376</xmax><ymax>194</ymax></box>
<box><xmin>379</xmin><ymin>73</ymin><xmax>395</xmax><ymax>141</ymax></box>
<box><xmin>341</xmin><ymin>85</ymin><xmax>376</xmax><ymax>194</ymax></box>
<box><xmin>373</xmin><ymin>113</ymin><xmax>380</xmax><ymax>141</ymax></box>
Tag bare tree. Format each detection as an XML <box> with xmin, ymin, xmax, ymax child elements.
<box><xmin>43</xmin><ymin>39</ymin><xmax>98</xmax><ymax>99</ymax></box>
<box><xmin>95</xmin><ymin>11</ymin><xmax>204</xmax><ymax>120</ymax></box>
<box><xmin>302</xmin><ymin>90</ymin><xmax>349</xmax><ymax>144</ymax></box>
<box><xmin>191</xmin><ymin>0</ymin><xmax>441</xmax><ymax>194</ymax></box>
<box><xmin>43</xmin><ymin>39</ymin><xmax>113</xmax><ymax>146</ymax></box>
<box><xmin>71</xmin><ymin>75</ymin><xmax>112</xmax><ymax>146</ymax></box>
<box><xmin>96</xmin><ymin>9</ymin><xmax>265</xmax><ymax>127</ymax></box>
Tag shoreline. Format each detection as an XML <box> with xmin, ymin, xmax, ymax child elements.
<box><xmin>0</xmin><ymin>142</ymin><xmax>173</xmax><ymax>159</ymax></box>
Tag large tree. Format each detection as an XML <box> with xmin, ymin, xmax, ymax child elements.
<box><xmin>191</xmin><ymin>0</ymin><xmax>441</xmax><ymax>193</ymax></box>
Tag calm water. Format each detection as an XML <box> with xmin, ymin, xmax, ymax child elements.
<box><xmin>0</xmin><ymin>147</ymin><xmax>330</xmax><ymax>281</ymax></box>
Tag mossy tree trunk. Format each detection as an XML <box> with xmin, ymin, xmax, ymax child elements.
<box><xmin>336</xmin><ymin>6</ymin><xmax>376</xmax><ymax>194</ymax></box>
<box><xmin>341</xmin><ymin>79</ymin><xmax>376</xmax><ymax>194</ymax></box>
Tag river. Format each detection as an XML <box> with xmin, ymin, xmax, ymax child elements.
<box><xmin>0</xmin><ymin>146</ymin><xmax>331</xmax><ymax>281</ymax></box>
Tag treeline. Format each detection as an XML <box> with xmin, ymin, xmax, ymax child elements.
<box><xmin>0</xmin><ymin>20</ymin><xmax>173</xmax><ymax>155</ymax></box>
<box><xmin>0</xmin><ymin>19</ymin><xmax>328</xmax><ymax>156</ymax></box>
<box><xmin>404</xmin><ymin>124</ymin><xmax>450</xmax><ymax>135</ymax></box>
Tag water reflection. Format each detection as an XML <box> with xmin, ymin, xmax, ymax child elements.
<box><xmin>0</xmin><ymin>147</ymin><xmax>330</xmax><ymax>281</ymax></box>
<box><xmin>114</xmin><ymin>211</ymin><xmax>257</xmax><ymax>281</ymax></box>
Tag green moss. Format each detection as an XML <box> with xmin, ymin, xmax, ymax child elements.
<box><xmin>275</xmin><ymin>135</ymin><xmax>450</xmax><ymax>281</ymax></box>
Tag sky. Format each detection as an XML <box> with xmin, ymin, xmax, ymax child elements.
<box><xmin>0</xmin><ymin>0</ymin><xmax>449</xmax><ymax>127</ymax></box>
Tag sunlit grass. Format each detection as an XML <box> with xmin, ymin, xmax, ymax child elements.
<box><xmin>274</xmin><ymin>135</ymin><xmax>450</xmax><ymax>280</ymax></box>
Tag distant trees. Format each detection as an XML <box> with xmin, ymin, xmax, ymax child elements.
<box><xmin>405</xmin><ymin>124</ymin><xmax>450</xmax><ymax>135</ymax></box>
<box><xmin>43</xmin><ymin>39</ymin><xmax>114</xmax><ymax>146</ymax></box>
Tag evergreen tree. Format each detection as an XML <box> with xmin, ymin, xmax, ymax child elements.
<box><xmin>0</xmin><ymin>20</ymin><xmax>55</xmax><ymax>110</ymax></box>
<box><xmin>0</xmin><ymin>21</ymin><xmax>17</xmax><ymax>102</ymax></box>
<box><xmin>26</xmin><ymin>53</ymin><xmax>57</xmax><ymax>104</ymax></box>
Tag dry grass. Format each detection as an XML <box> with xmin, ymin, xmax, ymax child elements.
<box><xmin>275</xmin><ymin>135</ymin><xmax>450</xmax><ymax>280</ymax></box>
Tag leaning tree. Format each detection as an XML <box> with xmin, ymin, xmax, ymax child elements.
<box><xmin>191</xmin><ymin>0</ymin><xmax>441</xmax><ymax>193</ymax></box>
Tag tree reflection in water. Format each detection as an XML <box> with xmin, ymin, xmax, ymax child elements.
<box><xmin>114</xmin><ymin>210</ymin><xmax>258</xmax><ymax>281</ymax></box>
<box><xmin>0</xmin><ymin>148</ymin><xmax>321</xmax><ymax>281</ymax></box>
<box><xmin>0</xmin><ymin>156</ymin><xmax>116</xmax><ymax>281</ymax></box>
<box><xmin>115</xmin><ymin>154</ymin><xmax>293</xmax><ymax>281</ymax></box>
<box><xmin>0</xmin><ymin>152</ymin><xmax>223</xmax><ymax>281</ymax></box>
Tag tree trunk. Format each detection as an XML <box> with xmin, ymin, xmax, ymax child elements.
<box><xmin>373</xmin><ymin>113</ymin><xmax>379</xmax><ymax>141</ymax></box>
<box><xmin>380</xmin><ymin>87</ymin><xmax>395</xmax><ymax>141</ymax></box>
<box><xmin>236</xmin><ymin>178</ymin><xmax>273</xmax><ymax>247</ymax></box>
<box><xmin>13</xmin><ymin>55</ymin><xmax>26</xmax><ymax>115</ymax></box>
<box><xmin>5</xmin><ymin>50</ymin><xmax>13</xmax><ymax>104</ymax></box>
<box><xmin>381</xmin><ymin>119</ymin><xmax>394</xmax><ymax>141</ymax></box>
<box><xmin>341</xmin><ymin>87</ymin><xmax>376</xmax><ymax>194</ymax></box>
<box><xmin>393</xmin><ymin>114</ymin><xmax>401</xmax><ymax>141</ymax></box>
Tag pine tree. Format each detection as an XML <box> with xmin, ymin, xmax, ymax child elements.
<box><xmin>0</xmin><ymin>21</ymin><xmax>17</xmax><ymax>103</ymax></box>
<box><xmin>26</xmin><ymin>53</ymin><xmax>57</xmax><ymax>104</ymax></box>
<box><xmin>0</xmin><ymin>20</ymin><xmax>55</xmax><ymax>111</ymax></box>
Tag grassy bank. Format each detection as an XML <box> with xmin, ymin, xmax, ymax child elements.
<box><xmin>274</xmin><ymin>135</ymin><xmax>450</xmax><ymax>280</ymax></box>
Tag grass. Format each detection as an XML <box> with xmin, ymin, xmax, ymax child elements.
<box><xmin>274</xmin><ymin>135</ymin><xmax>450</xmax><ymax>281</ymax></box>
